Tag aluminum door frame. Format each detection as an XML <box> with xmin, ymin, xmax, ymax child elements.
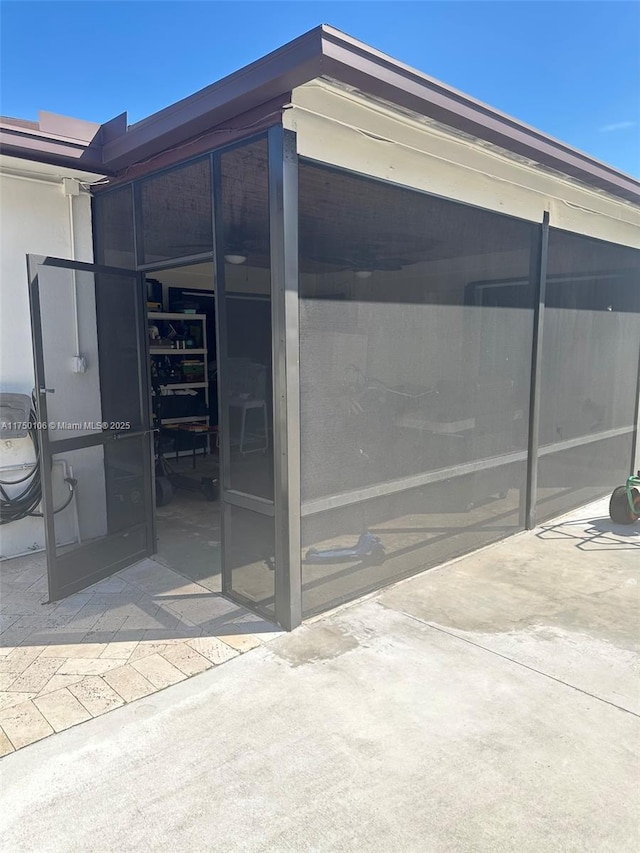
<box><xmin>27</xmin><ymin>254</ymin><xmax>155</xmax><ymax>602</ymax></box>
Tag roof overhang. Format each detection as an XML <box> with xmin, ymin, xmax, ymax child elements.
<box><xmin>315</xmin><ymin>27</ymin><xmax>640</xmax><ymax>205</ymax></box>
<box><xmin>0</xmin><ymin>110</ymin><xmax>125</xmax><ymax>176</ymax></box>
<box><xmin>0</xmin><ymin>153</ymin><xmax>106</xmax><ymax>184</ymax></box>
<box><xmin>1</xmin><ymin>25</ymin><xmax>638</xmax><ymax>204</ymax></box>
<box><xmin>100</xmin><ymin>28</ymin><xmax>324</xmax><ymax>171</ymax></box>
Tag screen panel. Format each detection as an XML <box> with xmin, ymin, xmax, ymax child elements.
<box><xmin>225</xmin><ymin>504</ymin><xmax>275</xmax><ymax>618</ymax></box>
<box><xmin>302</xmin><ymin>462</ymin><xmax>527</xmax><ymax>617</ymax></box>
<box><xmin>50</xmin><ymin>437</ymin><xmax>151</xmax><ymax>596</ymax></box>
<box><xmin>218</xmin><ymin>139</ymin><xmax>274</xmax><ymax>501</ymax></box>
<box><xmin>536</xmin><ymin>230</ymin><xmax>640</xmax><ymax>522</ymax></box>
<box><xmin>36</xmin><ymin>267</ymin><xmax>146</xmax><ymax>442</ymax></box>
<box><xmin>139</xmin><ymin>157</ymin><xmax>213</xmax><ymax>264</ymax></box>
<box><xmin>298</xmin><ymin>161</ymin><xmax>538</xmax><ymax>616</ymax></box>
<box><xmin>216</xmin><ymin>137</ymin><xmax>275</xmax><ymax>611</ymax></box>
<box><xmin>93</xmin><ymin>186</ymin><xmax>136</xmax><ymax>269</ymax></box>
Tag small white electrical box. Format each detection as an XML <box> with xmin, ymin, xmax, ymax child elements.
<box><xmin>62</xmin><ymin>177</ymin><xmax>80</xmax><ymax>197</ymax></box>
<box><xmin>71</xmin><ymin>356</ymin><xmax>87</xmax><ymax>374</ymax></box>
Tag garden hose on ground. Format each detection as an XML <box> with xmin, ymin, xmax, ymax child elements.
<box><xmin>0</xmin><ymin>399</ymin><xmax>76</xmax><ymax>525</ymax></box>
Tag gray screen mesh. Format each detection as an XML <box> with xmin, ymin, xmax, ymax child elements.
<box><xmin>93</xmin><ymin>186</ymin><xmax>135</xmax><ymax>269</ymax></box>
<box><xmin>536</xmin><ymin>230</ymin><xmax>640</xmax><ymax>522</ymax></box>
<box><xmin>139</xmin><ymin>157</ymin><xmax>213</xmax><ymax>264</ymax></box>
<box><xmin>298</xmin><ymin>161</ymin><xmax>538</xmax><ymax>615</ymax></box>
<box><xmin>217</xmin><ymin>137</ymin><xmax>275</xmax><ymax>611</ymax></box>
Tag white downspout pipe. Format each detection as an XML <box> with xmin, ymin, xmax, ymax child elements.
<box><xmin>63</xmin><ymin>178</ymin><xmax>81</xmax><ymax>360</ymax></box>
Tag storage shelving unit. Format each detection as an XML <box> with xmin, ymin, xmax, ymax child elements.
<box><xmin>148</xmin><ymin>312</ymin><xmax>210</xmax><ymax>432</ymax></box>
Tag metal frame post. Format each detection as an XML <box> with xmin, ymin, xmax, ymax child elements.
<box><xmin>631</xmin><ymin>335</ymin><xmax>640</xmax><ymax>474</ymax></box>
<box><xmin>211</xmin><ymin>151</ymin><xmax>232</xmax><ymax>597</ymax></box>
<box><xmin>525</xmin><ymin>211</ymin><xmax>550</xmax><ymax>529</ymax></box>
<box><xmin>269</xmin><ymin>125</ymin><xmax>302</xmax><ymax>630</ymax></box>
<box><xmin>27</xmin><ymin>255</ymin><xmax>57</xmax><ymax>603</ymax></box>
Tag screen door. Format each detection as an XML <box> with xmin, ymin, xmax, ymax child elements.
<box><xmin>27</xmin><ymin>255</ymin><xmax>155</xmax><ymax>601</ymax></box>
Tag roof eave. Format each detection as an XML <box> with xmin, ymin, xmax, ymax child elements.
<box><xmin>108</xmin><ymin>22</ymin><xmax>638</xmax><ymax>203</ymax></box>
<box><xmin>2</xmin><ymin>24</ymin><xmax>637</xmax><ymax>204</ymax></box>
<box><xmin>100</xmin><ymin>27</ymin><xmax>327</xmax><ymax>171</ymax></box>
<box><xmin>317</xmin><ymin>26</ymin><xmax>640</xmax><ymax>205</ymax></box>
<box><xmin>0</xmin><ymin>126</ymin><xmax>110</xmax><ymax>176</ymax></box>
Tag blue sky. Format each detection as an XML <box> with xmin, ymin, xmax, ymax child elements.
<box><xmin>1</xmin><ymin>1</ymin><xmax>638</xmax><ymax>176</ymax></box>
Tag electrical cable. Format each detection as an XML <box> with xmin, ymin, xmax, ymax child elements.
<box><xmin>0</xmin><ymin>396</ymin><xmax>76</xmax><ymax>525</ymax></box>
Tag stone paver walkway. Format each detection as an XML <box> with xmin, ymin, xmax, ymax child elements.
<box><xmin>0</xmin><ymin>554</ymin><xmax>281</xmax><ymax>754</ymax></box>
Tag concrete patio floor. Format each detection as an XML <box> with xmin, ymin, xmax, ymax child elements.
<box><xmin>0</xmin><ymin>497</ymin><xmax>638</xmax><ymax>852</ymax></box>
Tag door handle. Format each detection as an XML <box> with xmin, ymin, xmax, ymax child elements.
<box><xmin>112</xmin><ymin>428</ymin><xmax>155</xmax><ymax>440</ymax></box>
<box><xmin>39</xmin><ymin>388</ymin><xmax>55</xmax><ymax>394</ymax></box>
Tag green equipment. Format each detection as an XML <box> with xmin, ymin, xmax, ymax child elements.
<box><xmin>609</xmin><ymin>472</ymin><xmax>640</xmax><ymax>524</ymax></box>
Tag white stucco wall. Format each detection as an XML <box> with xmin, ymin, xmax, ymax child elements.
<box><xmin>0</xmin><ymin>156</ymin><xmax>101</xmax><ymax>558</ymax></box>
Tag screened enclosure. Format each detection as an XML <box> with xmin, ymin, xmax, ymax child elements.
<box><xmin>90</xmin><ymin>127</ymin><xmax>640</xmax><ymax>629</ymax></box>
<box><xmin>296</xmin><ymin>164</ymin><xmax>639</xmax><ymax>616</ymax></box>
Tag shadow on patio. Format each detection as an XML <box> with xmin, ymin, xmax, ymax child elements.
<box><xmin>536</xmin><ymin>513</ymin><xmax>640</xmax><ymax>552</ymax></box>
<box><xmin>0</xmin><ymin>551</ymin><xmax>281</xmax><ymax>754</ymax></box>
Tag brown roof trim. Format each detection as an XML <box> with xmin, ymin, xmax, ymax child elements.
<box><xmin>101</xmin><ymin>24</ymin><xmax>639</xmax><ymax>203</ymax></box>
<box><xmin>0</xmin><ymin>126</ymin><xmax>107</xmax><ymax>174</ymax></box>
<box><xmin>316</xmin><ymin>26</ymin><xmax>640</xmax><ymax>204</ymax></box>
<box><xmin>100</xmin><ymin>28</ymin><xmax>324</xmax><ymax>171</ymax></box>
<box><xmin>0</xmin><ymin>112</ymin><xmax>115</xmax><ymax>175</ymax></box>
<box><xmin>0</xmin><ymin>116</ymin><xmax>40</xmax><ymax>130</ymax></box>
<box><xmin>2</xmin><ymin>25</ymin><xmax>639</xmax><ymax>203</ymax></box>
<box><xmin>97</xmin><ymin>97</ymin><xmax>286</xmax><ymax>189</ymax></box>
